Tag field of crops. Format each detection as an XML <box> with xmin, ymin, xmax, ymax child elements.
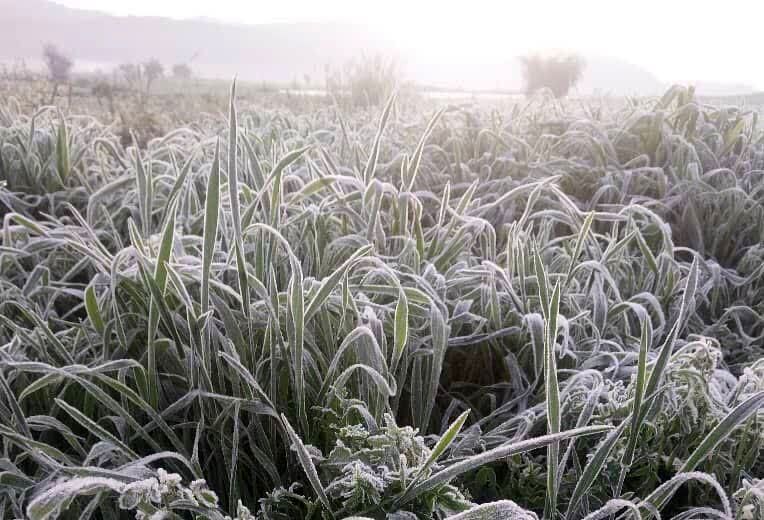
<box><xmin>0</xmin><ymin>84</ymin><xmax>762</xmax><ymax>520</ymax></box>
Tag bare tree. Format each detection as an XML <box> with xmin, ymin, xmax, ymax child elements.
<box><xmin>42</xmin><ymin>44</ymin><xmax>73</xmax><ymax>103</ymax></box>
<box><xmin>117</xmin><ymin>62</ymin><xmax>141</xmax><ymax>90</ymax></box>
<box><xmin>520</xmin><ymin>53</ymin><xmax>585</xmax><ymax>98</ymax></box>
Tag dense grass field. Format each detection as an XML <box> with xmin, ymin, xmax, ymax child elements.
<box><xmin>0</xmin><ymin>84</ymin><xmax>762</xmax><ymax>519</ymax></box>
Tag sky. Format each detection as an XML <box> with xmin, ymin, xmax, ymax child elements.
<box><xmin>54</xmin><ymin>0</ymin><xmax>764</xmax><ymax>89</ymax></box>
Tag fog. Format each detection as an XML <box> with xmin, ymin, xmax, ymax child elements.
<box><xmin>52</xmin><ymin>0</ymin><xmax>764</xmax><ymax>90</ymax></box>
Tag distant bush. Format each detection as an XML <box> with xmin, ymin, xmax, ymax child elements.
<box><xmin>91</xmin><ymin>79</ymin><xmax>115</xmax><ymax>116</ymax></box>
<box><xmin>172</xmin><ymin>63</ymin><xmax>192</xmax><ymax>80</ymax></box>
<box><xmin>117</xmin><ymin>62</ymin><xmax>142</xmax><ymax>92</ymax></box>
<box><xmin>143</xmin><ymin>59</ymin><xmax>164</xmax><ymax>98</ymax></box>
<box><xmin>115</xmin><ymin>59</ymin><xmax>165</xmax><ymax>106</ymax></box>
<box><xmin>520</xmin><ymin>53</ymin><xmax>585</xmax><ymax>98</ymax></box>
<box><xmin>326</xmin><ymin>53</ymin><xmax>399</xmax><ymax>107</ymax></box>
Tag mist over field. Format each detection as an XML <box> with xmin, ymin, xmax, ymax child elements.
<box><xmin>1</xmin><ymin>0</ymin><xmax>760</xmax><ymax>96</ymax></box>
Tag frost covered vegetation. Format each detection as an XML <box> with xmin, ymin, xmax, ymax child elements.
<box><xmin>0</xmin><ymin>84</ymin><xmax>762</xmax><ymax>519</ymax></box>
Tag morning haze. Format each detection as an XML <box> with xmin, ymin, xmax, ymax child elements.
<box><xmin>2</xmin><ymin>0</ymin><xmax>761</xmax><ymax>95</ymax></box>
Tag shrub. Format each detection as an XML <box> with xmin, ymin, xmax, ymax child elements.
<box><xmin>520</xmin><ymin>53</ymin><xmax>585</xmax><ymax>97</ymax></box>
<box><xmin>326</xmin><ymin>53</ymin><xmax>399</xmax><ymax>107</ymax></box>
<box><xmin>172</xmin><ymin>63</ymin><xmax>193</xmax><ymax>80</ymax></box>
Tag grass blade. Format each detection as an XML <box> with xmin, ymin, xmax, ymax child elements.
<box><xmin>398</xmin><ymin>425</ymin><xmax>611</xmax><ymax>506</ymax></box>
<box><xmin>544</xmin><ymin>282</ymin><xmax>562</xmax><ymax>519</ymax></box>
<box><xmin>398</xmin><ymin>409</ymin><xmax>470</xmax><ymax>504</ymax></box>
<box><xmin>201</xmin><ymin>140</ymin><xmax>221</xmax><ymax>316</ymax></box>
<box><xmin>281</xmin><ymin>414</ymin><xmax>333</xmax><ymax>515</ymax></box>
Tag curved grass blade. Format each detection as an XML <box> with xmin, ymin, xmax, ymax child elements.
<box><xmin>281</xmin><ymin>414</ymin><xmax>333</xmax><ymax>516</ymax></box>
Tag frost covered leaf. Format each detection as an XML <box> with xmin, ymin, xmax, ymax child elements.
<box><xmin>445</xmin><ymin>500</ymin><xmax>538</xmax><ymax>520</ymax></box>
<box><xmin>27</xmin><ymin>477</ymin><xmax>126</xmax><ymax>520</ymax></box>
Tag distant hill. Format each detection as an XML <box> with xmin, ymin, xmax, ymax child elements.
<box><xmin>0</xmin><ymin>0</ymin><xmax>755</xmax><ymax>97</ymax></box>
<box><xmin>0</xmin><ymin>0</ymin><xmax>387</xmax><ymax>84</ymax></box>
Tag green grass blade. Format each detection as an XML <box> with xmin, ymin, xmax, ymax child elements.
<box><xmin>392</xmin><ymin>288</ymin><xmax>409</xmax><ymax>372</ymax></box>
<box><xmin>55</xmin><ymin>117</ymin><xmax>69</xmax><ymax>185</ymax></box>
<box><xmin>544</xmin><ymin>282</ymin><xmax>562</xmax><ymax>519</ymax></box>
<box><xmin>281</xmin><ymin>414</ymin><xmax>333</xmax><ymax>515</ymax></box>
<box><xmin>84</xmin><ymin>285</ymin><xmax>104</xmax><ymax>334</ymax></box>
<box><xmin>533</xmin><ymin>248</ymin><xmax>550</xmax><ymax>320</ymax></box>
<box><xmin>288</xmin><ymin>263</ymin><xmax>306</xmax><ymax>430</ymax></box>
<box><xmin>398</xmin><ymin>409</ymin><xmax>470</xmax><ymax>504</ymax></box>
<box><xmin>642</xmin><ymin>258</ymin><xmax>699</xmax><ymax>418</ymax></box>
<box><xmin>201</xmin><ymin>140</ymin><xmax>221</xmax><ymax>316</ymax></box>
<box><xmin>680</xmin><ymin>391</ymin><xmax>764</xmax><ymax>473</ymax></box>
<box><xmin>422</xmin><ymin>302</ymin><xmax>448</xmax><ymax>430</ymax></box>
<box><xmin>564</xmin><ymin>211</ymin><xmax>595</xmax><ymax>286</ymax></box>
<box><xmin>363</xmin><ymin>91</ymin><xmax>397</xmax><ymax>184</ymax></box>
<box><xmin>616</xmin><ymin>319</ymin><xmax>651</xmax><ymax>496</ymax></box>
<box><xmin>227</xmin><ymin>79</ymin><xmax>254</xmax><ymax>362</ymax></box>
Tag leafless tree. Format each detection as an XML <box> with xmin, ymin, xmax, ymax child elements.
<box><xmin>143</xmin><ymin>59</ymin><xmax>164</xmax><ymax>98</ymax></box>
<box><xmin>42</xmin><ymin>44</ymin><xmax>73</xmax><ymax>103</ymax></box>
